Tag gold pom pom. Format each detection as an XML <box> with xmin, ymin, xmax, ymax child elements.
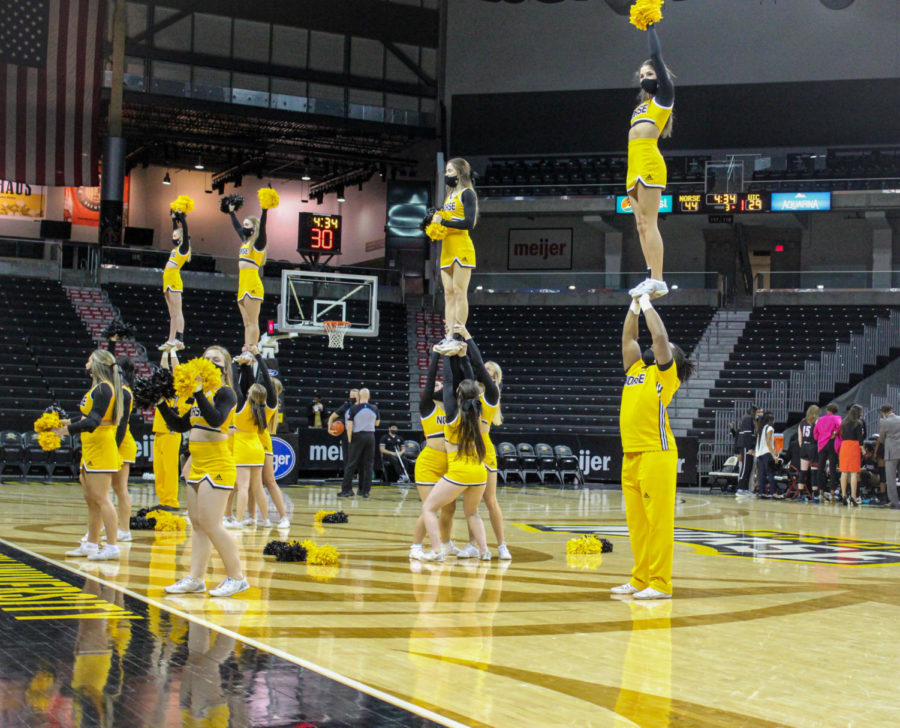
<box><xmin>170</xmin><ymin>195</ymin><xmax>195</xmax><ymax>214</ymax></box>
<box><xmin>425</xmin><ymin>222</ymin><xmax>448</xmax><ymax>241</ymax></box>
<box><xmin>314</xmin><ymin>510</ymin><xmax>335</xmax><ymax>524</ymax></box>
<box><xmin>147</xmin><ymin>510</ymin><xmax>188</xmax><ymax>532</ymax></box>
<box><xmin>38</xmin><ymin>432</ymin><xmax>61</xmax><ymax>451</ymax></box>
<box><xmin>566</xmin><ymin>535</ymin><xmax>606</xmax><ymax>555</ymax></box>
<box><xmin>258</xmin><ymin>187</ymin><xmax>280</xmax><ymax>210</ymax></box>
<box><xmin>630</xmin><ymin>0</ymin><xmax>664</xmax><ymax>30</ymax></box>
<box><xmin>307</xmin><ymin>543</ymin><xmax>340</xmax><ymax>566</ymax></box>
<box><xmin>176</xmin><ymin>398</ymin><xmax>192</xmax><ymax>416</ymax></box>
<box><xmin>34</xmin><ymin>411</ymin><xmax>61</xmax><ymax>433</ymax></box>
<box><xmin>172</xmin><ymin>358</ymin><xmax>222</xmax><ymax>399</ymax></box>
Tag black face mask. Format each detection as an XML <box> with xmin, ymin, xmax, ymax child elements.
<box><xmin>242</xmin><ymin>225</ymin><xmax>254</xmax><ymax>236</ymax></box>
<box><xmin>640</xmin><ymin>78</ymin><xmax>658</xmax><ymax>95</ymax></box>
<box><xmin>641</xmin><ymin>348</ymin><xmax>656</xmax><ymax>366</ymax></box>
<box><xmin>445</xmin><ymin>175</ymin><xmax>459</xmax><ymax>188</ymax></box>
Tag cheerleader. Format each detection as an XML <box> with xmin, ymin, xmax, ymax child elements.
<box><xmin>228</xmin><ymin>202</ymin><xmax>267</xmax><ymax>353</ymax></box>
<box><xmin>257</xmin><ymin>375</ymin><xmax>290</xmax><ymax>528</ymax></box>
<box><xmin>419</xmin><ymin>356</ymin><xmax>490</xmax><ymax>562</ymax></box>
<box><xmin>409</xmin><ymin>352</ymin><xmax>455</xmax><ymax>560</ymax></box>
<box><xmin>54</xmin><ymin>350</ymin><xmax>125</xmax><ymax>561</ymax></box>
<box><xmin>225</xmin><ymin>348</ymin><xmax>270</xmax><ymax>529</ymax></box>
<box><xmin>625</xmin><ymin>24</ymin><xmax>675</xmax><ymax>300</ymax></box>
<box><xmin>157</xmin><ymin>345</ymin><xmax>249</xmax><ymax>598</ymax></box>
<box><xmin>160</xmin><ymin>211</ymin><xmax>190</xmax><ymax>351</ymax></box>
<box><xmin>456</xmin><ymin>327</ymin><xmax>510</xmax><ymax>560</ymax></box>
<box><xmin>432</xmin><ymin>158</ymin><xmax>478</xmax><ymax>355</ymax></box>
<box><xmin>152</xmin><ymin>350</ymin><xmax>182</xmax><ymax>511</ymax></box>
<box><xmin>112</xmin><ymin>356</ymin><xmax>136</xmax><ymax>541</ymax></box>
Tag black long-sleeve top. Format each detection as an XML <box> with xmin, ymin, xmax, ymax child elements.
<box><xmin>419</xmin><ymin>352</ymin><xmax>440</xmax><ymax>417</ymax></box>
<box><xmin>234</xmin><ymin>354</ymin><xmax>276</xmax><ymax>409</ymax></box>
<box><xmin>840</xmin><ymin>420</ymin><xmax>865</xmax><ymax>445</ymax></box>
<box><xmin>647</xmin><ymin>27</ymin><xmax>674</xmax><ymax>108</ymax></box>
<box><xmin>67</xmin><ymin>383</ymin><xmax>129</xmax><ymax>447</ymax></box>
<box><xmin>441</xmin><ymin>356</ymin><xmax>459</xmax><ymax>422</ymax></box>
<box><xmin>230</xmin><ymin>209</ymin><xmax>268</xmax><ymax>250</ymax></box>
<box><xmin>440</xmin><ymin>189</ymin><xmax>477</xmax><ymax>231</ymax></box>
<box><xmin>464</xmin><ymin>337</ymin><xmax>499</xmax><ymax>406</ymax></box>
<box><xmin>172</xmin><ymin>214</ymin><xmax>190</xmax><ymax>255</ymax></box>
<box><xmin>158</xmin><ymin>387</ymin><xmax>236</xmax><ymax>433</ymax></box>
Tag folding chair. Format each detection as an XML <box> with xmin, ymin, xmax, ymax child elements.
<box><xmin>554</xmin><ymin>445</ymin><xmax>584</xmax><ymax>486</ymax></box>
<box><xmin>535</xmin><ymin>443</ymin><xmax>561</xmax><ymax>485</ymax></box>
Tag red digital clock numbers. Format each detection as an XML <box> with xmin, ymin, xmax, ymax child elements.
<box><xmin>298</xmin><ymin>213</ymin><xmax>342</xmax><ymax>255</ymax></box>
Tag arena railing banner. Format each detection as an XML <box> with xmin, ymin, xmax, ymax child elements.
<box><xmin>294</xmin><ymin>427</ymin><xmax>699</xmax><ymax>484</ymax></box>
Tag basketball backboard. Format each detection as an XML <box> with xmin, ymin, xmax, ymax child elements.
<box><xmin>277</xmin><ymin>270</ymin><xmax>379</xmax><ymax>337</ymax></box>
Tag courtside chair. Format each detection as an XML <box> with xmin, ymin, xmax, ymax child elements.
<box><xmin>516</xmin><ymin>443</ymin><xmax>541</xmax><ymax>484</ymax></box>
<box><xmin>496</xmin><ymin>442</ymin><xmax>521</xmax><ymax>485</ymax></box>
<box><xmin>0</xmin><ymin>431</ymin><xmax>27</xmax><ymax>477</ymax></box>
<box><xmin>554</xmin><ymin>445</ymin><xmax>584</xmax><ymax>486</ymax></box>
<box><xmin>23</xmin><ymin>432</ymin><xmax>53</xmax><ymax>477</ymax></box>
<box><xmin>535</xmin><ymin>443</ymin><xmax>561</xmax><ymax>485</ymax></box>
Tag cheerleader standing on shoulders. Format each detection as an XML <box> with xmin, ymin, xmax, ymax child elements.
<box><xmin>625</xmin><ymin>21</ymin><xmax>675</xmax><ymax>300</ymax></box>
<box><xmin>432</xmin><ymin>159</ymin><xmax>478</xmax><ymax>355</ymax></box>
<box><xmin>157</xmin><ymin>346</ymin><xmax>249</xmax><ymax>598</ymax></box>
<box><xmin>160</xmin><ymin>210</ymin><xmax>190</xmax><ymax>351</ymax></box>
<box><xmin>225</xmin><ymin>347</ymin><xmax>271</xmax><ymax>529</ymax></box>
<box><xmin>55</xmin><ymin>350</ymin><xmax>125</xmax><ymax>561</ymax></box>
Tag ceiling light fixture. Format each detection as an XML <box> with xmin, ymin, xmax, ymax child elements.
<box><xmin>162</xmin><ymin>171</ymin><xmax>171</xmax><ymax>185</ymax></box>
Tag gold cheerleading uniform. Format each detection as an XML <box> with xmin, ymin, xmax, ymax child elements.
<box><xmin>152</xmin><ymin>397</ymin><xmax>181</xmax><ymax>508</ymax></box>
<box><xmin>237</xmin><ymin>242</ymin><xmax>266</xmax><ymax>301</ymax></box>
<box><xmin>439</xmin><ymin>189</ymin><xmax>476</xmax><ymax>270</ymax></box>
<box><xmin>415</xmin><ymin>402</ymin><xmax>448</xmax><ymax>486</ymax></box>
<box><xmin>76</xmin><ymin>383</ymin><xmax>122</xmax><ymax>473</ymax></box>
<box><xmin>186</xmin><ymin>390</ymin><xmax>237</xmax><ymax>490</ymax></box>
<box><xmin>619</xmin><ymin>357</ymin><xmax>681</xmax><ymax>595</ymax></box>
<box><xmin>118</xmin><ymin>385</ymin><xmax>137</xmax><ymax>464</ymax></box>
<box><xmin>258</xmin><ymin>403</ymin><xmax>278</xmax><ymax>455</ymax></box>
<box><xmin>231</xmin><ymin>400</ymin><xmax>266</xmax><ymax>468</ymax></box>
<box><xmin>480</xmin><ymin>391</ymin><xmax>500</xmax><ymax>472</ymax></box>
<box><xmin>444</xmin><ymin>414</ymin><xmax>487</xmax><ymax>487</ymax></box>
<box><xmin>163</xmin><ymin>245</ymin><xmax>191</xmax><ymax>293</ymax></box>
<box><xmin>626</xmin><ymin>97</ymin><xmax>672</xmax><ymax>193</ymax></box>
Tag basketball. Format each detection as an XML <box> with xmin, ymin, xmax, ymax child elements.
<box><xmin>329</xmin><ymin>420</ymin><xmax>345</xmax><ymax>437</ymax></box>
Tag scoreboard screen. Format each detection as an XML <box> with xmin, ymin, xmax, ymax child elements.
<box><xmin>675</xmin><ymin>193</ymin><xmax>769</xmax><ymax>214</ymax></box>
<box><xmin>298</xmin><ymin>213</ymin><xmax>342</xmax><ymax>255</ymax></box>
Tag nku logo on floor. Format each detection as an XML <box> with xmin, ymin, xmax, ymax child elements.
<box><xmin>271</xmin><ymin>437</ymin><xmax>296</xmax><ymax>480</ymax></box>
<box><xmin>520</xmin><ymin>524</ymin><xmax>900</xmax><ymax>567</ymax></box>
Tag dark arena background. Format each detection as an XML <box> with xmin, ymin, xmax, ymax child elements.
<box><xmin>1</xmin><ymin>1</ymin><xmax>899</xmax><ymax>726</ymax></box>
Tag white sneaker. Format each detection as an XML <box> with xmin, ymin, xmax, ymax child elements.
<box><xmin>67</xmin><ymin>542</ymin><xmax>98</xmax><ymax>557</ymax></box>
<box><xmin>610</xmin><ymin>583</ymin><xmax>640</xmax><ymax>595</ymax></box>
<box><xmin>497</xmin><ymin>544</ymin><xmax>512</xmax><ymax>560</ymax></box>
<box><xmin>224</xmin><ymin>519</ymin><xmax>244</xmax><ymax>530</ymax></box>
<box><xmin>223</xmin><ymin>515</ymin><xmax>236</xmax><ymax>526</ymax></box>
<box><xmin>172</xmin><ymin>339</ymin><xmax>185</xmax><ymax>351</ymax></box>
<box><xmin>409</xmin><ymin>544</ymin><xmax>424</xmax><ymax>560</ymax></box>
<box><xmin>441</xmin><ymin>540</ymin><xmax>463</xmax><ymax>557</ymax></box>
<box><xmin>418</xmin><ymin>550</ymin><xmax>445</xmax><ymax>563</ymax></box>
<box><xmin>628</xmin><ymin>278</ymin><xmax>668</xmax><ymax>299</ymax></box>
<box><xmin>117</xmin><ymin>530</ymin><xmax>132</xmax><ymax>542</ymax></box>
<box><xmin>165</xmin><ymin>576</ymin><xmax>206</xmax><ymax>594</ymax></box>
<box><xmin>633</xmin><ymin>587</ymin><xmax>672</xmax><ymax>600</ymax></box>
<box><xmin>433</xmin><ymin>337</ymin><xmax>462</xmax><ymax>355</ymax></box>
<box><xmin>456</xmin><ymin>543</ymin><xmax>480</xmax><ymax>559</ymax></box>
<box><xmin>257</xmin><ymin>519</ymin><xmax>274</xmax><ymax>528</ymax></box>
<box><xmin>277</xmin><ymin>517</ymin><xmax>290</xmax><ymax>529</ymax></box>
<box><xmin>241</xmin><ymin>517</ymin><xmax>254</xmax><ymax>527</ymax></box>
<box><xmin>80</xmin><ymin>532</ymin><xmax>89</xmax><ymax>543</ymax></box>
<box><xmin>479</xmin><ymin>550</ymin><xmax>492</xmax><ymax>561</ymax></box>
<box><xmin>87</xmin><ymin>544</ymin><xmax>120</xmax><ymax>561</ymax></box>
<box><xmin>209</xmin><ymin>577</ymin><xmax>250</xmax><ymax>598</ymax></box>
<box><xmin>157</xmin><ymin>340</ymin><xmax>176</xmax><ymax>351</ymax></box>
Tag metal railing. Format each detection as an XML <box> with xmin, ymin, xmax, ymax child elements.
<box><xmin>756</xmin><ymin>270</ymin><xmax>900</xmax><ymax>291</ymax></box>
<box><xmin>470</xmin><ymin>270</ymin><xmax>722</xmax><ymax>295</ymax></box>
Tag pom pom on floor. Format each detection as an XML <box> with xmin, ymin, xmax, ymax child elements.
<box><xmin>130</xmin><ymin>508</ymin><xmax>157</xmax><ymax>530</ymax></box>
<box><xmin>146</xmin><ymin>510</ymin><xmax>188</xmax><ymax>532</ymax></box>
<box><xmin>566</xmin><ymin>535</ymin><xmax>613</xmax><ymax>555</ymax></box>
<box><xmin>258</xmin><ymin>187</ymin><xmax>280</xmax><ymax>209</ymax></box>
<box><xmin>630</xmin><ymin>0</ymin><xmax>664</xmax><ymax>30</ymax></box>
<box><xmin>314</xmin><ymin>510</ymin><xmax>335</xmax><ymax>524</ymax></box>
<box><xmin>321</xmin><ymin>511</ymin><xmax>348</xmax><ymax>524</ymax></box>
<box><xmin>306</xmin><ymin>543</ymin><xmax>340</xmax><ymax>566</ymax></box>
<box><xmin>263</xmin><ymin>540</ymin><xmax>308</xmax><ymax>562</ymax></box>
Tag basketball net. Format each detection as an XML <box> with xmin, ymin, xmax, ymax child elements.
<box><xmin>323</xmin><ymin>320</ymin><xmax>351</xmax><ymax>349</ymax></box>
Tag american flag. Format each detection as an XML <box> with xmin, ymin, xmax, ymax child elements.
<box><xmin>0</xmin><ymin>0</ymin><xmax>106</xmax><ymax>187</ymax></box>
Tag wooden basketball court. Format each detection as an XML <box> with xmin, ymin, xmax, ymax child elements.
<box><xmin>1</xmin><ymin>479</ymin><xmax>897</xmax><ymax>727</ymax></box>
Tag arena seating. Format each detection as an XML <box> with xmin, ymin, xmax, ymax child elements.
<box><xmin>103</xmin><ymin>282</ymin><xmax>411</xmax><ymax>430</ymax></box>
<box><xmin>466</xmin><ymin>304</ymin><xmax>716</xmax><ymax>434</ymax></box>
<box><xmin>688</xmin><ymin>305</ymin><xmax>899</xmax><ymax>439</ymax></box>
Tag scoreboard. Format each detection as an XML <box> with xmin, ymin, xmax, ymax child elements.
<box><xmin>616</xmin><ymin>192</ymin><xmax>831</xmax><ymax>215</ymax></box>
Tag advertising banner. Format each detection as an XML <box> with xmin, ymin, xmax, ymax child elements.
<box><xmin>0</xmin><ymin>180</ymin><xmax>45</xmax><ymax>218</ymax></box>
<box><xmin>63</xmin><ymin>176</ymin><xmax>130</xmax><ymax>227</ymax></box>
<box><xmin>507</xmin><ymin>228</ymin><xmax>573</xmax><ymax>270</ymax></box>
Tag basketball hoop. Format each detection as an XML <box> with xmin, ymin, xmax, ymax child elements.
<box><xmin>323</xmin><ymin>320</ymin><xmax>351</xmax><ymax>349</ymax></box>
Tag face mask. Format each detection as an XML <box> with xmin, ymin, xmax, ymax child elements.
<box><xmin>640</xmin><ymin>78</ymin><xmax>658</xmax><ymax>95</ymax></box>
<box><xmin>445</xmin><ymin>175</ymin><xmax>459</xmax><ymax>188</ymax></box>
<box><xmin>242</xmin><ymin>225</ymin><xmax>254</xmax><ymax>236</ymax></box>
<box><xmin>641</xmin><ymin>348</ymin><xmax>656</xmax><ymax>366</ymax></box>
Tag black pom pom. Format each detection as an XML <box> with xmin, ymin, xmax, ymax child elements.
<box><xmin>419</xmin><ymin>207</ymin><xmax>438</xmax><ymax>233</ymax></box>
<box><xmin>321</xmin><ymin>511</ymin><xmax>348</xmax><ymax>524</ymax></box>
<box><xmin>152</xmin><ymin>368</ymin><xmax>176</xmax><ymax>400</ymax></box>
<box><xmin>263</xmin><ymin>540</ymin><xmax>308</xmax><ymax>562</ymax></box>
<box><xmin>101</xmin><ymin>319</ymin><xmax>136</xmax><ymax>342</ymax></box>
<box><xmin>44</xmin><ymin>404</ymin><xmax>68</xmax><ymax>419</ymax></box>
<box><xmin>600</xmin><ymin>538</ymin><xmax>613</xmax><ymax>553</ymax></box>
<box><xmin>220</xmin><ymin>193</ymin><xmax>244</xmax><ymax>214</ymax></box>
<box><xmin>132</xmin><ymin>368</ymin><xmax>175</xmax><ymax>409</ymax></box>
<box><xmin>130</xmin><ymin>510</ymin><xmax>157</xmax><ymax>530</ymax></box>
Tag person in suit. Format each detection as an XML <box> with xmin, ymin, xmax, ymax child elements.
<box><xmin>876</xmin><ymin>404</ymin><xmax>900</xmax><ymax>510</ymax></box>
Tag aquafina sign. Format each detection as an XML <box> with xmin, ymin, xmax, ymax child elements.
<box><xmin>271</xmin><ymin>437</ymin><xmax>296</xmax><ymax>480</ymax></box>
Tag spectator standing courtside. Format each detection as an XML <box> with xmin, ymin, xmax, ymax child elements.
<box><xmin>813</xmin><ymin>403</ymin><xmax>841</xmax><ymax>499</ymax></box>
<box><xmin>380</xmin><ymin>425</ymin><xmax>409</xmax><ymax>484</ymax></box>
<box><xmin>876</xmin><ymin>404</ymin><xmax>900</xmax><ymax>510</ymax></box>
<box><xmin>308</xmin><ymin>395</ymin><xmax>325</xmax><ymax>428</ymax></box>
<box><xmin>339</xmin><ymin>388</ymin><xmax>380</xmax><ymax>498</ymax></box>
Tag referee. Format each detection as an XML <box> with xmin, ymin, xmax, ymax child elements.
<box><xmin>613</xmin><ymin>293</ymin><xmax>695</xmax><ymax>600</ymax></box>
<box><xmin>338</xmin><ymin>388</ymin><xmax>380</xmax><ymax>499</ymax></box>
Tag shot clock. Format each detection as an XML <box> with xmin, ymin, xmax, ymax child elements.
<box><xmin>298</xmin><ymin>213</ymin><xmax>342</xmax><ymax>255</ymax></box>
